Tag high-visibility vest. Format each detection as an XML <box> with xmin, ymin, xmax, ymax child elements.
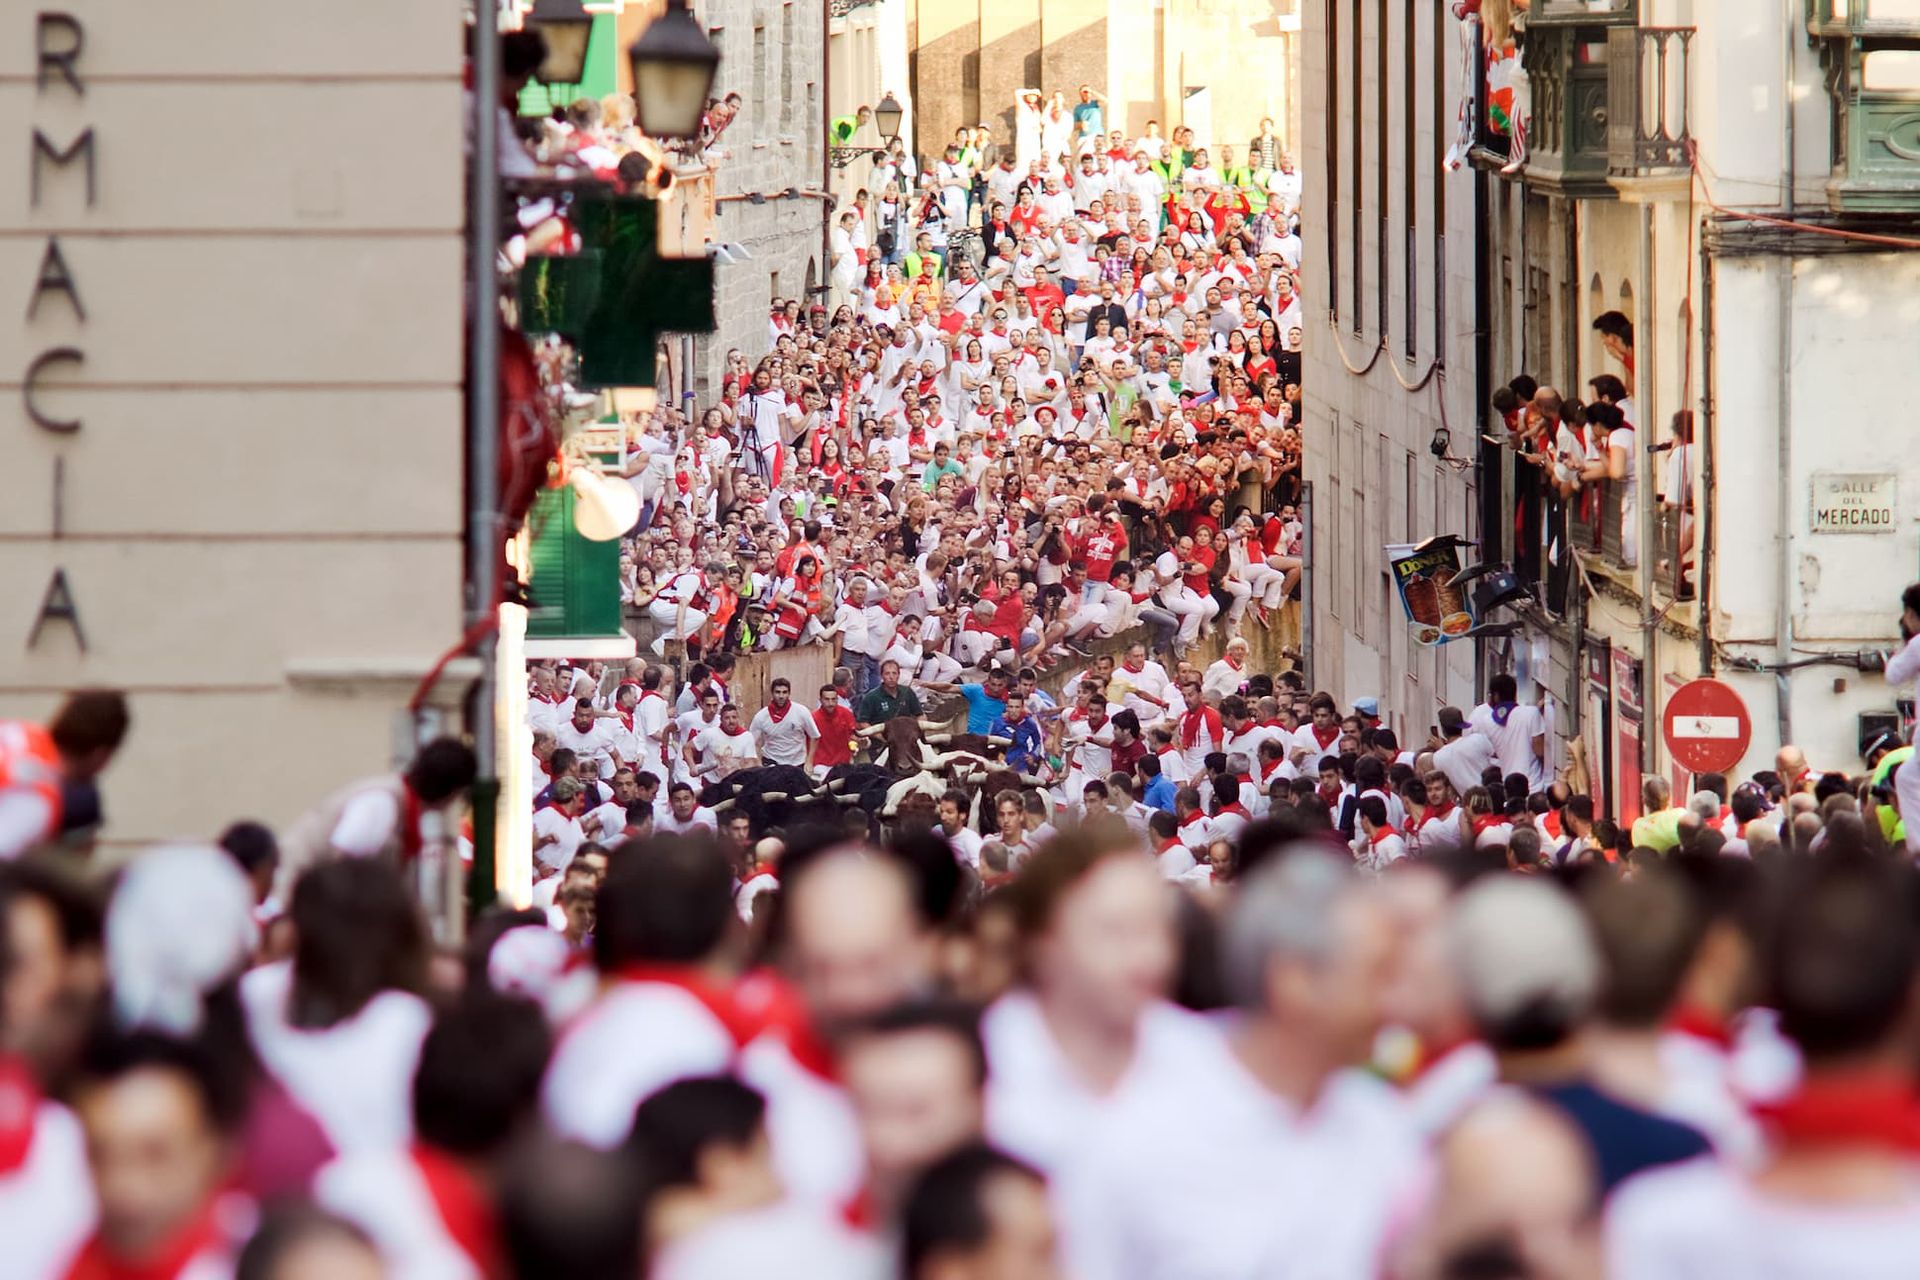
<box><xmin>0</xmin><ymin>722</ymin><xmax>61</xmax><ymax>852</ymax></box>
<box><xmin>1245</xmin><ymin>168</ymin><xmax>1274</xmax><ymax>213</ymax></box>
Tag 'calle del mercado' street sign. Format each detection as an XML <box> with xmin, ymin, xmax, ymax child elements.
<box><xmin>1810</xmin><ymin>471</ymin><xmax>1898</xmax><ymax>535</ymax></box>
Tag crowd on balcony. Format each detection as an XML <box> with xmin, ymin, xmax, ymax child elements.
<box><xmin>598</xmin><ymin>87</ymin><xmax>1308</xmax><ymax>709</ymax></box>
<box><xmin>1492</xmin><ymin>310</ymin><xmax>1696</xmax><ymax>600</ymax></box>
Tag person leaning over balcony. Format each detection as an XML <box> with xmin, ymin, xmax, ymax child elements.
<box><xmin>1593</xmin><ymin>309</ymin><xmax>1635</xmax><ymax>394</ymax></box>
<box><xmin>1579</xmin><ymin>400</ymin><xmax>1636</xmax><ymax>567</ymax></box>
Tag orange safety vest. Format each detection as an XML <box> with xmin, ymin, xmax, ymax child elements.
<box><xmin>0</xmin><ymin>721</ymin><xmax>63</xmax><ymax>843</ymax></box>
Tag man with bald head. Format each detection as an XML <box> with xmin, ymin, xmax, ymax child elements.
<box><xmin>778</xmin><ymin>847</ymin><xmax>937</xmax><ymax>1041</ymax></box>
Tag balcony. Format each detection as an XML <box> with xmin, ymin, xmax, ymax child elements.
<box><xmin>1809</xmin><ymin>1</ymin><xmax>1920</xmax><ymax>212</ymax></box>
<box><xmin>1607</xmin><ymin>26</ymin><xmax>1694</xmax><ymax>183</ymax></box>
<box><xmin>1468</xmin><ymin>5</ymin><xmax>1694</xmax><ymax>199</ymax></box>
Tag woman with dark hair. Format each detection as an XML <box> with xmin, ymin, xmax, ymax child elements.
<box><xmin>239</xmin><ymin>859</ymin><xmax>431</xmax><ymax>1156</ymax></box>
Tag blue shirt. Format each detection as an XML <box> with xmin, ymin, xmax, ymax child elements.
<box><xmin>991</xmin><ymin>714</ymin><xmax>1045</xmax><ymax>772</ymax></box>
<box><xmin>1534</xmin><ymin>1082</ymin><xmax>1711</xmax><ymax>1194</ymax></box>
<box><xmin>959</xmin><ymin>683</ymin><xmax>1008</xmax><ymax>734</ymax></box>
<box><xmin>1143</xmin><ymin>774</ymin><xmax>1178</xmax><ymax>813</ymax></box>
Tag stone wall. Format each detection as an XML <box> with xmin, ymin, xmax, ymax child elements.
<box><xmin>686</xmin><ymin>0</ymin><xmax>829</xmax><ymax>401</ymax></box>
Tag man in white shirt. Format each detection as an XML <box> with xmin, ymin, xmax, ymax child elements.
<box><xmin>982</xmin><ymin>839</ymin><xmax>1224</xmax><ymax>1177</ymax></box>
<box><xmin>695</xmin><ymin>705</ymin><xmax>762</xmax><ymax>781</ymax></box>
<box><xmin>1607</xmin><ymin>858</ymin><xmax>1920</xmax><ymax>1280</ymax></box>
<box><xmin>1054</xmin><ymin>854</ymin><xmax>1423</xmax><ymax>1280</ymax></box>
<box><xmin>1432</xmin><ymin>705</ymin><xmax>1496</xmax><ymax>799</ymax></box>
<box><xmin>749</xmin><ymin>679</ymin><xmax>820</xmax><ymax>770</ymax></box>
<box><xmin>1466</xmin><ymin>673</ymin><xmax>1548</xmax><ymax>792</ymax></box>
<box><xmin>656</xmin><ymin>781</ymin><xmax>719</xmax><ymax>835</ymax></box>
<box><xmin>936</xmin><ymin>789</ymin><xmax>983</xmax><ymax>868</ymax></box>
<box><xmin>677</xmin><ymin>686</ymin><xmax>725</xmax><ymax>787</ymax></box>
<box><xmin>554</xmin><ymin>698</ymin><xmax>624</xmax><ymax>780</ymax></box>
<box><xmin>533</xmin><ymin>776</ymin><xmax>588</xmax><ymax>872</ymax></box>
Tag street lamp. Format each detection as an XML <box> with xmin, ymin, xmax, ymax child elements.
<box><xmin>873</xmin><ymin>92</ymin><xmax>903</xmax><ymax>143</ymax></box>
<box><xmin>830</xmin><ymin>91</ymin><xmax>905</xmax><ymax>169</ymax></box>
<box><xmin>529</xmin><ymin>0</ymin><xmax>594</xmax><ymax>86</ymax></box>
<box><xmin>628</xmin><ymin>0</ymin><xmax>722</xmax><ymax>141</ymax></box>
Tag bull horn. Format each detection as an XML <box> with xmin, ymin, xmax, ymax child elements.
<box><xmin>918</xmin><ymin>718</ymin><xmax>944</xmax><ymax>730</ymax></box>
<box><xmin>761</xmin><ymin>791</ymin><xmax>789</xmax><ymax>802</ymax></box>
<box><xmin>825</xmin><ymin>778</ymin><xmax>847</xmax><ymax>793</ymax></box>
<box><xmin>925</xmin><ymin>733</ymin><xmax>952</xmax><ymax>745</ymax></box>
<box><xmin>835</xmin><ymin>794</ymin><xmax>860</xmax><ymax>806</ymax></box>
<box><xmin>859</xmin><ymin>724</ymin><xmax>888</xmax><ymax>738</ymax></box>
<box><xmin>986</xmin><ymin>735</ymin><xmax>1013</xmax><ymax>747</ymax></box>
<box><xmin>709</xmin><ymin>798</ymin><xmax>736</xmax><ymax>813</ymax></box>
<box><xmin>1016</xmin><ymin>773</ymin><xmax>1043</xmax><ymax>786</ymax></box>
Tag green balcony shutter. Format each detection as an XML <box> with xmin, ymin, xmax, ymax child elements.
<box><xmin>525</xmin><ymin>486</ymin><xmax>627</xmax><ymax>646</ymax></box>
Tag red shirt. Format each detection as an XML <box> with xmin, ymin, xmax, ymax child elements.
<box><xmin>1183</xmin><ymin>545</ymin><xmax>1217</xmax><ymax>595</ymax></box>
<box><xmin>811</xmin><ymin>704</ymin><xmax>858</xmax><ymax>768</ymax></box>
<box><xmin>1078</xmin><ymin>520</ymin><xmax>1128</xmax><ymax>583</ymax></box>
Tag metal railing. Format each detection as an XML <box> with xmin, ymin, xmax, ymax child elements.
<box><xmin>1607</xmin><ymin>26</ymin><xmax>1694</xmax><ymax>176</ymax></box>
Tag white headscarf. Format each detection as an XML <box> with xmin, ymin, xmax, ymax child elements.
<box><xmin>108</xmin><ymin>843</ymin><xmax>258</xmax><ymax>1035</ymax></box>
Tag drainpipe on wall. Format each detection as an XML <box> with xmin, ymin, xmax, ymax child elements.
<box><xmin>1697</xmin><ymin>227</ymin><xmax>1716</xmax><ymax>675</ymax></box>
<box><xmin>1638</xmin><ymin>201</ymin><xmax>1659</xmax><ymax>777</ymax></box>
<box><xmin>1774</xmin><ymin>0</ymin><xmax>1798</xmax><ymax>749</ymax></box>
<box><xmin>1473</xmin><ymin>164</ymin><xmax>1495</xmax><ymax>701</ymax></box>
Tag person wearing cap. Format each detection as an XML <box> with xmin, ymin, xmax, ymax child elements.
<box><xmin>1432</xmin><ymin>705</ymin><xmax>1496</xmax><ymax>800</ymax></box>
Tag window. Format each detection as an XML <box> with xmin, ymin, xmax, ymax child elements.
<box><xmin>780</xmin><ymin>5</ymin><xmax>795</xmax><ymax>135</ymax></box>
<box><xmin>752</xmin><ymin>26</ymin><xmax>768</xmax><ymax>136</ymax></box>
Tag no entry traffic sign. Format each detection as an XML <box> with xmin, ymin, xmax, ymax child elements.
<box><xmin>1662</xmin><ymin>678</ymin><xmax>1752</xmax><ymax>775</ymax></box>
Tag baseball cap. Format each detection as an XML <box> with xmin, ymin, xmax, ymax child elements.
<box><xmin>1354</xmin><ymin>697</ymin><xmax>1380</xmax><ymax>718</ymax></box>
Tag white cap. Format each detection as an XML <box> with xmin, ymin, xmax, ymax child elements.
<box><xmin>108</xmin><ymin>844</ymin><xmax>259</xmax><ymax>1035</ymax></box>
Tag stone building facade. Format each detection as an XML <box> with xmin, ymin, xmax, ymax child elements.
<box><xmin>907</xmin><ymin>0</ymin><xmax>1299</xmax><ymax>161</ymax></box>
<box><xmin>690</xmin><ymin>0</ymin><xmax>830</xmax><ymax>402</ymax></box>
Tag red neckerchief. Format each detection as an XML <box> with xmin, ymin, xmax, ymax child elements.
<box><xmin>1259</xmin><ymin>758</ymin><xmax>1284</xmax><ymax>782</ymax></box>
<box><xmin>735</xmin><ymin>971</ymin><xmax>838</xmax><ymax>1083</ymax></box>
<box><xmin>617</xmin><ymin>709</ymin><xmax>635</xmax><ymax>732</ymax></box>
<box><xmin>765</xmin><ymin>702</ymin><xmax>792</xmax><ymax>724</ymax></box>
<box><xmin>1178</xmin><ymin>811</ymin><xmax>1209</xmax><ymax>830</ymax></box>
<box><xmin>839</xmin><ymin>1185</ymin><xmax>878</xmax><ymax>1232</ymax></box>
<box><xmin>721</xmin><ymin>726</ymin><xmax>750</xmax><ymax>738</ymax></box>
<box><xmin>1666</xmin><ymin>1005</ymin><xmax>1736</xmax><ymax>1050</ymax></box>
<box><xmin>1224</xmin><ymin>652</ymin><xmax>1244</xmax><ymax>671</ymax></box>
<box><xmin>1753</xmin><ymin>1076</ymin><xmax>1920</xmax><ymax>1152</ymax></box>
<box><xmin>1310</xmin><ymin>723</ymin><xmax>1340</xmax><ymax>750</ymax></box>
<box><xmin>619</xmin><ymin>965</ymin><xmax>764</xmax><ymax>1047</ymax></box>
<box><xmin>1215</xmin><ymin>803</ymin><xmax>1248</xmax><ymax>820</ymax></box>
<box><xmin>413</xmin><ymin>1145</ymin><xmax>501</xmax><ymax>1277</ymax></box>
<box><xmin>399</xmin><ymin>783</ymin><xmax>424</xmax><ymax>861</ymax></box>
<box><xmin>1179</xmin><ymin>705</ymin><xmax>1222</xmax><ymax>749</ymax></box>
<box><xmin>1419</xmin><ymin>803</ymin><xmax>1457</xmax><ymax>826</ymax></box>
<box><xmin>0</xmin><ymin>1055</ymin><xmax>40</xmax><ymax>1174</ymax></box>
<box><xmin>1472</xmin><ymin>814</ymin><xmax>1507</xmax><ymax>835</ymax></box>
<box><xmin>639</xmin><ymin>688</ymin><xmax>665</xmax><ymax>702</ymax></box>
<box><xmin>1369</xmin><ymin>827</ymin><xmax>1400</xmax><ymax>849</ymax></box>
<box><xmin>1124</xmin><ymin>659</ymin><xmax>1146</xmax><ymax>675</ymax></box>
<box><xmin>64</xmin><ymin>1198</ymin><xmax>226</xmax><ymax>1280</ymax></box>
<box><xmin>1155</xmin><ymin>837</ymin><xmax>1185</xmax><ymax>856</ymax></box>
<box><xmin>1409</xmin><ymin>1035</ymin><xmax>1478</xmax><ymax>1082</ymax></box>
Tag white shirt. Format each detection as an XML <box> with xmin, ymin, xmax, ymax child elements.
<box><xmin>1468</xmin><ymin>701</ymin><xmax>1548</xmax><ymax>790</ymax></box>
<box><xmin>532</xmin><ymin>805</ymin><xmax>586</xmax><ymax>870</ymax></box>
<box><xmin>983</xmin><ymin>991</ymin><xmax>1226</xmax><ymax>1176</ymax></box>
<box><xmin>943</xmin><ymin>823</ymin><xmax>984</xmax><ymax>868</ymax></box>
<box><xmin>658</xmin><ymin>805</ymin><xmax>720</xmax><ymax>835</ymax></box>
<box><xmin>1055</xmin><ymin>1039</ymin><xmax>1425</xmax><ymax>1280</ymax></box>
<box><xmin>317</xmin><ymin>1147</ymin><xmax>483</xmax><ymax>1280</ymax></box>
<box><xmin>556</xmin><ymin>716</ymin><xmax>622</xmax><ymax>779</ymax></box>
<box><xmin>750</xmin><ymin>704</ymin><xmax>820</xmax><ymax>767</ymax></box>
<box><xmin>240</xmin><ymin>959</ymin><xmax>432</xmax><ymax>1154</ymax></box>
<box><xmin>696</xmin><ymin>725</ymin><xmax>761</xmax><ymax>778</ymax></box>
<box><xmin>1605</xmin><ymin>1155</ymin><xmax>1920</xmax><ymax>1280</ymax></box>
<box><xmin>653</xmin><ymin>1201</ymin><xmax>884</xmax><ymax>1280</ymax></box>
<box><xmin>1434</xmin><ymin>733</ymin><xmax>1497</xmax><ymax>799</ymax></box>
<box><xmin>543</xmin><ymin>978</ymin><xmax>741</xmax><ymax>1148</ymax></box>
<box><xmin>0</xmin><ymin>1098</ymin><xmax>95</xmax><ymax>1280</ymax></box>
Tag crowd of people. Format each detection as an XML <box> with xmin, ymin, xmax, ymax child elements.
<box><xmin>14</xmin><ymin>618</ymin><xmax>1920</xmax><ymax>1278</ymax></box>
<box><xmin>602</xmin><ymin>85</ymin><xmax>1306</xmax><ymax>671</ymax></box>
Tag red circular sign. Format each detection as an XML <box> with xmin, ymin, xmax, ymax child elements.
<box><xmin>1662</xmin><ymin>678</ymin><xmax>1753</xmax><ymax>775</ymax></box>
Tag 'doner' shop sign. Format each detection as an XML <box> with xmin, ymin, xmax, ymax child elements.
<box><xmin>1810</xmin><ymin>472</ymin><xmax>1897</xmax><ymax>534</ymax></box>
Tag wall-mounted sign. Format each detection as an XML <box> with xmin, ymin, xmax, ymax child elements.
<box><xmin>1810</xmin><ymin>472</ymin><xmax>1897</xmax><ymax>534</ymax></box>
<box><xmin>1386</xmin><ymin>539</ymin><xmax>1477</xmax><ymax>647</ymax></box>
